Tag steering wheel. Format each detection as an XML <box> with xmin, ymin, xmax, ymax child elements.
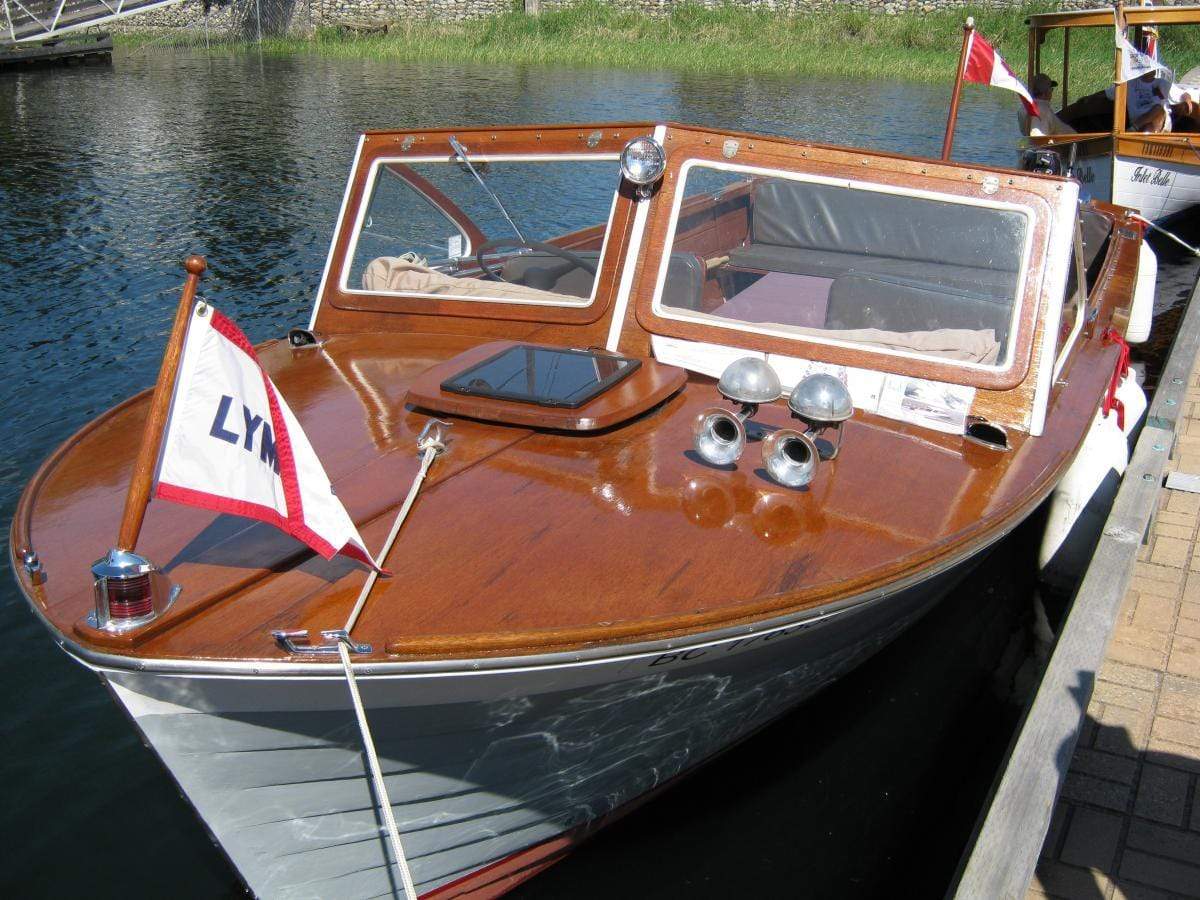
<box><xmin>475</xmin><ymin>238</ymin><xmax>598</xmax><ymax>285</ymax></box>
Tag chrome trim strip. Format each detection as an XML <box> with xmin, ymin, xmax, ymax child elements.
<box><xmin>15</xmin><ymin>515</ymin><xmax>1025</xmax><ymax>680</ymax></box>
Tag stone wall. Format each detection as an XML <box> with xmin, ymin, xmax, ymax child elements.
<box><xmin>111</xmin><ymin>0</ymin><xmax>1167</xmax><ymax>39</ymax></box>
<box><xmin>113</xmin><ymin>0</ymin><xmax>513</xmax><ymax>38</ymax></box>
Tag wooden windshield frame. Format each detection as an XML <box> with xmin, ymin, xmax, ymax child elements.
<box><xmin>314</xmin><ymin>123</ymin><xmax>653</xmax><ymax>329</ymax></box>
<box><xmin>631</xmin><ymin>125</ymin><xmax>1078</xmax><ymax>395</ymax></box>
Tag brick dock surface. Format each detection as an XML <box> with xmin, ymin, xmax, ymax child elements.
<box><xmin>1029</xmin><ymin>359</ymin><xmax>1200</xmax><ymax>900</ymax></box>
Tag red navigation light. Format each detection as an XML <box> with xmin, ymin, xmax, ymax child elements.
<box><xmin>90</xmin><ymin>549</ymin><xmax>177</xmax><ymax>632</ymax></box>
<box><xmin>105</xmin><ymin>573</ymin><xmax>154</xmax><ymax>619</ymax></box>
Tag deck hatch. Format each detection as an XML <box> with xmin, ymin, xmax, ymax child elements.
<box><xmin>441</xmin><ymin>345</ymin><xmax>641</xmax><ymax>409</ymax></box>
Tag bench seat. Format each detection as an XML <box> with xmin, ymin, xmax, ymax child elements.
<box><xmin>727</xmin><ymin>244</ymin><xmax>1018</xmax><ymax>298</ymax></box>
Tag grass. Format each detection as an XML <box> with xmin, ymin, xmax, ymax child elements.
<box><xmin>115</xmin><ymin>1</ymin><xmax>1200</xmax><ymax>87</ymax></box>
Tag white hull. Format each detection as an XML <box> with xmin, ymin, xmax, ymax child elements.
<box><xmin>1077</xmin><ymin>153</ymin><xmax>1200</xmax><ymax>222</ymax></box>
<box><xmin>90</xmin><ymin>561</ymin><xmax>976</xmax><ymax>899</ymax></box>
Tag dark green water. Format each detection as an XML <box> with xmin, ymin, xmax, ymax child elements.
<box><xmin>1</xmin><ymin>49</ymin><xmax>1033</xmax><ymax>898</ymax></box>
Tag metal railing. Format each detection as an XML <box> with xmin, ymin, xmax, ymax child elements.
<box><xmin>2</xmin><ymin>0</ymin><xmax>182</xmax><ymax>43</ymax></box>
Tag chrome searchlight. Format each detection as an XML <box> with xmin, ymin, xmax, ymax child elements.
<box><xmin>718</xmin><ymin>357</ymin><xmax>783</xmax><ymax>406</ymax></box>
<box><xmin>787</xmin><ymin>373</ymin><xmax>854</xmax><ymax>460</ymax></box>
<box><xmin>693</xmin><ymin>357</ymin><xmax>782</xmax><ymax>467</ymax></box>
<box><xmin>620</xmin><ymin>136</ymin><xmax>666</xmax><ymax>198</ymax></box>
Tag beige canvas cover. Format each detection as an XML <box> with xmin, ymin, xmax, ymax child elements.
<box><xmin>362</xmin><ymin>257</ymin><xmax>583</xmax><ymax>305</ymax></box>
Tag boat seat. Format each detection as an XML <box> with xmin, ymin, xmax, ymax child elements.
<box><xmin>499</xmin><ymin>249</ymin><xmax>705</xmax><ymax>308</ymax></box>
<box><xmin>725</xmin><ymin>175</ymin><xmax>1021</xmax><ymax>288</ymax></box>
<box><xmin>657</xmin><ymin>251</ymin><xmax>707</xmax><ymax>311</ymax></box>
<box><xmin>499</xmin><ymin>251</ymin><xmax>601</xmax><ymax>299</ymax></box>
<box><xmin>711</xmin><ymin>176</ymin><xmax>1024</xmax><ymax>354</ymax></box>
<box><xmin>823</xmin><ymin>270</ymin><xmax>1012</xmax><ymax>347</ymax></box>
<box><xmin>728</xmin><ymin>244</ymin><xmax>1018</xmax><ymax>296</ymax></box>
<box><xmin>367</xmin><ymin>249</ymin><xmax>705</xmax><ymax>310</ymax></box>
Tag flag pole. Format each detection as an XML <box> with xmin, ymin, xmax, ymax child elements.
<box><xmin>941</xmin><ymin>16</ymin><xmax>976</xmax><ymax>161</ymax></box>
<box><xmin>116</xmin><ymin>255</ymin><xmax>207</xmax><ymax>552</ymax></box>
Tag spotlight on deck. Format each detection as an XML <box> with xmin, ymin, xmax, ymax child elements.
<box><xmin>620</xmin><ymin>136</ymin><xmax>666</xmax><ymax>198</ymax></box>
<box><xmin>787</xmin><ymin>373</ymin><xmax>854</xmax><ymax>460</ymax></box>
<box><xmin>693</xmin><ymin>357</ymin><xmax>782</xmax><ymax>467</ymax></box>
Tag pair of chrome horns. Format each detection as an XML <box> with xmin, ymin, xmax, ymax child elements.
<box><xmin>692</xmin><ymin>358</ymin><xmax>853</xmax><ymax>488</ymax></box>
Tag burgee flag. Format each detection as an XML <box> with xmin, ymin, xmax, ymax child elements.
<box><xmin>1117</xmin><ymin>33</ymin><xmax>1171</xmax><ymax>83</ymax></box>
<box><xmin>963</xmin><ymin>30</ymin><xmax>1039</xmax><ymax>118</ymax></box>
<box><xmin>155</xmin><ymin>303</ymin><xmax>381</xmax><ymax>570</ymax></box>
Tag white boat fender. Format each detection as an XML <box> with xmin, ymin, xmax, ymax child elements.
<box><xmin>1039</xmin><ymin>404</ymin><xmax>1129</xmax><ymax>589</ymax></box>
<box><xmin>1115</xmin><ymin>372</ymin><xmax>1148</xmax><ymax>441</ymax></box>
<box><xmin>1127</xmin><ymin>241</ymin><xmax>1157</xmax><ymax>344</ymax></box>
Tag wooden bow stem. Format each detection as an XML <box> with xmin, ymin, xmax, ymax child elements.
<box><xmin>115</xmin><ymin>255</ymin><xmax>207</xmax><ymax>552</ymax></box>
<box><xmin>941</xmin><ymin>17</ymin><xmax>977</xmax><ymax>161</ymax></box>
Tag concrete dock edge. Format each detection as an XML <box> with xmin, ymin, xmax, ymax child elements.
<box><xmin>953</xmin><ymin>268</ymin><xmax>1200</xmax><ymax>900</ymax></box>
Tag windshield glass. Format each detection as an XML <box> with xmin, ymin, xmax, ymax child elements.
<box><xmin>344</xmin><ymin>157</ymin><xmax>620</xmax><ymax>306</ymax></box>
<box><xmin>653</xmin><ymin>162</ymin><xmax>1030</xmax><ymax>368</ymax></box>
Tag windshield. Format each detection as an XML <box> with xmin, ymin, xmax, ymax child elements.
<box><xmin>344</xmin><ymin>157</ymin><xmax>621</xmax><ymax>306</ymax></box>
<box><xmin>653</xmin><ymin>162</ymin><xmax>1031</xmax><ymax>368</ymax></box>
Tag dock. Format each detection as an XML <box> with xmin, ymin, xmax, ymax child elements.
<box><xmin>956</xmin><ymin>254</ymin><xmax>1200</xmax><ymax>900</ymax></box>
<box><xmin>0</xmin><ymin>33</ymin><xmax>111</xmax><ymax>69</ymax></box>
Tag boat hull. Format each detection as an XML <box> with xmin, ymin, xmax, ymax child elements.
<box><xmin>1076</xmin><ymin>152</ymin><xmax>1200</xmax><ymax>223</ymax></box>
<box><xmin>88</xmin><ymin>558</ymin><xmax>980</xmax><ymax>899</ymax></box>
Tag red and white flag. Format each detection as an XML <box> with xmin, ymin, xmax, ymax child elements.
<box><xmin>963</xmin><ymin>31</ymin><xmax>1038</xmax><ymax>118</ymax></box>
<box><xmin>154</xmin><ymin>303</ymin><xmax>381</xmax><ymax>571</ymax></box>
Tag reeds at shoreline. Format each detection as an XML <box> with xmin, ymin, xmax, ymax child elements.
<box><xmin>116</xmin><ymin>2</ymin><xmax>1199</xmax><ymax>88</ymax></box>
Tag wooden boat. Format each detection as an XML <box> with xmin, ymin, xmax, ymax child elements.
<box><xmin>1025</xmin><ymin>3</ymin><xmax>1200</xmax><ymax>223</ymax></box>
<box><xmin>10</xmin><ymin>122</ymin><xmax>1151</xmax><ymax>898</ymax></box>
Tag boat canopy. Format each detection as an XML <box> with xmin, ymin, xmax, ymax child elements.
<box><xmin>1027</xmin><ymin>4</ymin><xmax>1200</xmax><ymax>30</ymax></box>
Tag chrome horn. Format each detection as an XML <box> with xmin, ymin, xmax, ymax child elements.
<box><xmin>761</xmin><ymin>429</ymin><xmax>819</xmax><ymax>489</ymax></box>
<box><xmin>692</xmin><ymin>357</ymin><xmax>782</xmax><ymax>466</ymax></box>
<box><xmin>693</xmin><ymin>406</ymin><xmax>747</xmax><ymax>466</ymax></box>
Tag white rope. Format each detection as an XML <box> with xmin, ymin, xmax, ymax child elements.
<box><xmin>343</xmin><ymin>434</ymin><xmax>444</xmax><ymax>634</ymax></box>
<box><xmin>338</xmin><ymin>641</ymin><xmax>419</xmax><ymax>900</ymax></box>
<box><xmin>1130</xmin><ymin>213</ymin><xmax>1200</xmax><ymax>258</ymax></box>
<box><xmin>337</xmin><ymin>419</ymin><xmax>449</xmax><ymax>898</ymax></box>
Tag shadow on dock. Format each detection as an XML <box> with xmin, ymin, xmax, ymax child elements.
<box><xmin>1032</xmin><ymin>676</ymin><xmax>1200</xmax><ymax>899</ymax></box>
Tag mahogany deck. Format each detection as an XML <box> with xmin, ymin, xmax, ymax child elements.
<box><xmin>13</xmin><ymin>325</ymin><xmax>1116</xmax><ymax>663</ymax></box>
<box><xmin>7</xmin><ymin>122</ymin><xmax>1147</xmax><ymax>665</ymax></box>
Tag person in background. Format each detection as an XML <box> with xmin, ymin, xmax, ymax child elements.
<box><xmin>1019</xmin><ymin>73</ymin><xmax>1077</xmax><ymax>136</ymax></box>
<box><xmin>1105</xmin><ymin>70</ymin><xmax>1175</xmax><ymax>132</ymax></box>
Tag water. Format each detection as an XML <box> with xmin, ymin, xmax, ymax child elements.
<box><xmin>1</xmin><ymin>49</ymin><xmax>1035</xmax><ymax>898</ymax></box>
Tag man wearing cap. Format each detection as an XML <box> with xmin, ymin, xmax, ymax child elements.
<box><xmin>1019</xmin><ymin>73</ymin><xmax>1077</xmax><ymax>136</ymax></box>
